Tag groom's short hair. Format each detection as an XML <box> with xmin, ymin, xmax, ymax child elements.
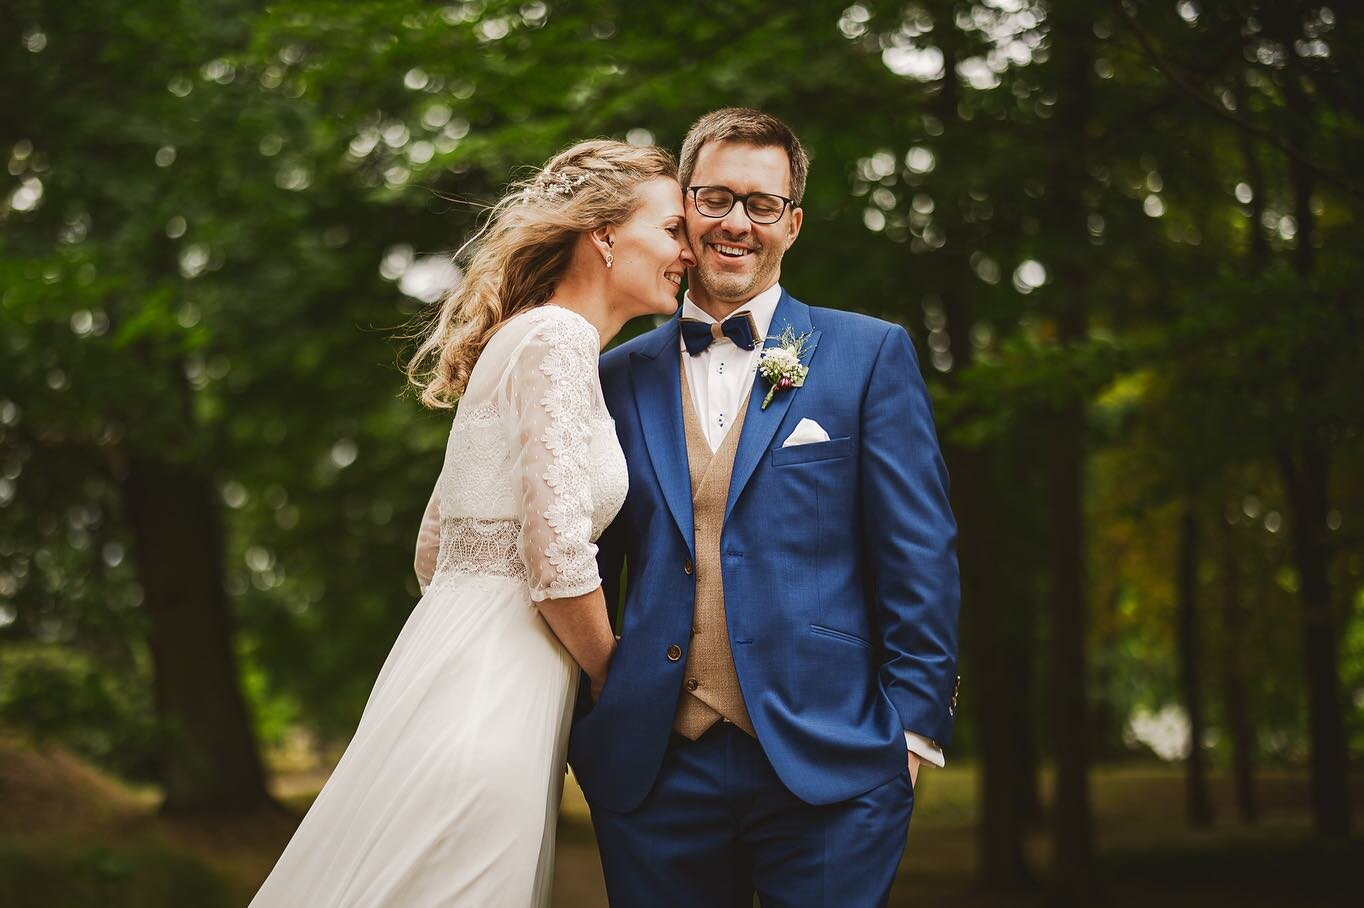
<box><xmin>678</xmin><ymin>108</ymin><xmax>809</xmax><ymax>205</ymax></box>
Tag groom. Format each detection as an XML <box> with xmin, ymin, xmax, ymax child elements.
<box><xmin>570</xmin><ymin>108</ymin><xmax>960</xmax><ymax>905</ymax></box>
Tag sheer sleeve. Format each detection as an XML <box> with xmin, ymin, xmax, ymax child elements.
<box><xmin>413</xmin><ymin>482</ymin><xmax>441</xmax><ymax>594</ymax></box>
<box><xmin>505</xmin><ymin>309</ymin><xmax>602</xmax><ymax>602</ymax></box>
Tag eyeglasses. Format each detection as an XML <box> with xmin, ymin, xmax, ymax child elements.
<box><xmin>687</xmin><ymin>185</ymin><xmax>796</xmax><ymax>225</ymax></box>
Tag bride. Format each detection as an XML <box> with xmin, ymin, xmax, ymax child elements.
<box><xmin>250</xmin><ymin>139</ymin><xmax>695</xmax><ymax>906</ymax></box>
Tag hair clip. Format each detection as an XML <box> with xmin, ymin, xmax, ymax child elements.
<box><xmin>524</xmin><ymin>169</ymin><xmax>590</xmax><ymax>203</ymax></box>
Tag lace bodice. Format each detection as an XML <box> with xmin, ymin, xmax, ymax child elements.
<box><xmin>413</xmin><ymin>305</ymin><xmax>628</xmax><ymax>601</ymax></box>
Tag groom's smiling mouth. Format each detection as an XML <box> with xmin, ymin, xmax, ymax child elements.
<box><xmin>708</xmin><ymin>241</ymin><xmax>756</xmax><ymax>259</ymax></box>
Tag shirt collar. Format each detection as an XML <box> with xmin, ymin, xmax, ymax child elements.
<box><xmin>679</xmin><ymin>282</ymin><xmax>783</xmax><ymax>351</ymax></box>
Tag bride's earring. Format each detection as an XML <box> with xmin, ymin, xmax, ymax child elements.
<box><xmin>605</xmin><ymin>253</ymin><xmax>614</xmax><ymax>269</ymax></box>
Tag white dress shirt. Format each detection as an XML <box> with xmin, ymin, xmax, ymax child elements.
<box><xmin>678</xmin><ymin>283</ymin><xmax>946</xmax><ymax>771</ymax></box>
<box><xmin>679</xmin><ymin>283</ymin><xmax>782</xmax><ymax>453</ymax></box>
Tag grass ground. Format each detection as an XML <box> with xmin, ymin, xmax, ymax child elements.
<box><xmin>2</xmin><ymin>734</ymin><xmax>1360</xmax><ymax>907</ymax></box>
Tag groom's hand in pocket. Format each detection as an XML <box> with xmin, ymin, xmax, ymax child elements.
<box><xmin>907</xmin><ymin>752</ymin><xmax>921</xmax><ymax>790</ymax></box>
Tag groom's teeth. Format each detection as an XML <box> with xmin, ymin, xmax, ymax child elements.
<box><xmin>713</xmin><ymin>244</ymin><xmax>750</xmax><ymax>257</ymax></box>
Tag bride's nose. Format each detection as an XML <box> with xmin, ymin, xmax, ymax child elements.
<box><xmin>678</xmin><ymin>242</ymin><xmax>697</xmax><ymax>268</ymax></box>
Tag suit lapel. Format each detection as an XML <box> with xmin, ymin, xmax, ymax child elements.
<box><xmin>629</xmin><ymin>318</ymin><xmax>695</xmax><ymax>556</ymax></box>
<box><xmin>725</xmin><ymin>291</ymin><xmax>821</xmax><ymax>523</ymax></box>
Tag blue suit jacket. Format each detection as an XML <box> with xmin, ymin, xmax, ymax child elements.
<box><xmin>568</xmin><ymin>291</ymin><xmax>959</xmax><ymax>811</ymax></box>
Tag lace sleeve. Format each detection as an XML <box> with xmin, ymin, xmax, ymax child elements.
<box><xmin>505</xmin><ymin>308</ymin><xmax>603</xmax><ymax>602</ymax></box>
<box><xmin>413</xmin><ymin>482</ymin><xmax>441</xmax><ymax>594</ymax></box>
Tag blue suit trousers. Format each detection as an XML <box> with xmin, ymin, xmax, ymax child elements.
<box><xmin>589</xmin><ymin>722</ymin><xmax>915</xmax><ymax>907</ymax></box>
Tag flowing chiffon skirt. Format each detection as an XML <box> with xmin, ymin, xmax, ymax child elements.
<box><xmin>250</xmin><ymin>574</ymin><xmax>578</xmax><ymax>907</ymax></box>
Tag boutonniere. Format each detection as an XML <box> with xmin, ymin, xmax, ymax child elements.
<box><xmin>758</xmin><ymin>325</ymin><xmax>813</xmax><ymax>410</ymax></box>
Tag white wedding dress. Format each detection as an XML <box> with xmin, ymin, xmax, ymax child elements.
<box><xmin>251</xmin><ymin>305</ymin><xmax>627</xmax><ymax>907</ymax></box>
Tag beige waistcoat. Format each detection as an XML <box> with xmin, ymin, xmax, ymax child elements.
<box><xmin>673</xmin><ymin>362</ymin><xmax>756</xmax><ymax>739</ymax></box>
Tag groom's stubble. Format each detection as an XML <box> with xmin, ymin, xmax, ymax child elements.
<box><xmin>686</xmin><ymin>226</ymin><xmax>783</xmax><ymax>316</ymax></box>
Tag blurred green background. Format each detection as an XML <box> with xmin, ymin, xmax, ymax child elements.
<box><xmin>2</xmin><ymin>0</ymin><xmax>1361</xmax><ymax>905</ymax></box>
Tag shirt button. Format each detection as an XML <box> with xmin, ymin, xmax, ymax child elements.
<box><xmin>666</xmin><ymin>644</ymin><xmax>682</xmax><ymax>662</ymax></box>
<box><xmin>686</xmin><ymin>678</ymin><xmax>699</xmax><ymax>691</ymax></box>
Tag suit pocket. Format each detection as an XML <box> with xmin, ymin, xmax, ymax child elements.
<box><xmin>772</xmin><ymin>435</ymin><xmax>853</xmax><ymax>467</ymax></box>
<box><xmin>810</xmin><ymin>623</ymin><xmax>872</xmax><ymax>649</ymax></box>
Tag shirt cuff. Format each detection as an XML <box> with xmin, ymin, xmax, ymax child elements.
<box><xmin>904</xmin><ymin>731</ymin><xmax>945</xmax><ymax>768</ymax></box>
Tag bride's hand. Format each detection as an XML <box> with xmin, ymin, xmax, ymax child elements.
<box><xmin>588</xmin><ymin>636</ymin><xmax>620</xmax><ymax>703</ymax></box>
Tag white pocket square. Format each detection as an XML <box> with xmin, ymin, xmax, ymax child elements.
<box><xmin>781</xmin><ymin>418</ymin><xmax>831</xmax><ymax>448</ymax></box>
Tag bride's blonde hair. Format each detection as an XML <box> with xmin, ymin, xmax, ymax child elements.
<box><xmin>407</xmin><ymin>139</ymin><xmax>677</xmax><ymax>407</ymax></box>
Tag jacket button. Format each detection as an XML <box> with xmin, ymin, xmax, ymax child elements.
<box><xmin>685</xmin><ymin>677</ymin><xmax>699</xmax><ymax>691</ymax></box>
<box><xmin>683</xmin><ymin>558</ymin><xmax>694</xmax><ymax>575</ymax></box>
<box><xmin>666</xmin><ymin>644</ymin><xmax>682</xmax><ymax>661</ymax></box>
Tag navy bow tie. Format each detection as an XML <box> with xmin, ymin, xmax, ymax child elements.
<box><xmin>681</xmin><ymin>313</ymin><xmax>757</xmax><ymax>356</ymax></box>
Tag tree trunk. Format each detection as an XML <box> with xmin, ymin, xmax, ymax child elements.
<box><xmin>1235</xmin><ymin>76</ymin><xmax>1269</xmax><ymax>270</ymax></box>
<box><xmin>1014</xmin><ymin>545</ymin><xmax>1042</xmax><ymax>818</ymax></box>
<box><xmin>1279</xmin><ymin>442</ymin><xmax>1351</xmax><ymax>837</ymax></box>
<box><xmin>1041</xmin><ymin>3</ymin><xmax>1097</xmax><ymax>898</ymax></box>
<box><xmin>1278</xmin><ymin>65</ymin><xmax>1351</xmax><ymax>837</ymax></box>
<box><xmin>1219</xmin><ymin>517</ymin><xmax>1257</xmax><ymax>824</ymax></box>
<box><xmin>934</xmin><ymin>24</ymin><xmax>1033</xmax><ymax>891</ymax></box>
<box><xmin>948</xmin><ymin>441</ymin><xmax>1033</xmax><ymax>888</ymax></box>
<box><xmin>122</xmin><ymin>453</ymin><xmax>273</xmax><ymax>813</ymax></box>
<box><xmin>1175</xmin><ymin>499</ymin><xmax>1212</xmax><ymax>826</ymax></box>
<box><xmin>1045</xmin><ymin>396</ymin><xmax>1094</xmax><ymax>901</ymax></box>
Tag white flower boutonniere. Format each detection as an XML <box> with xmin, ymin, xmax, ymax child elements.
<box><xmin>758</xmin><ymin>326</ymin><xmax>813</xmax><ymax>410</ymax></box>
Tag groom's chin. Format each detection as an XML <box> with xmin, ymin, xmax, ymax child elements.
<box><xmin>694</xmin><ymin>269</ymin><xmax>754</xmax><ymax>304</ymax></box>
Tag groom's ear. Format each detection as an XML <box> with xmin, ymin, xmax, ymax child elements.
<box><xmin>784</xmin><ymin>206</ymin><xmax>803</xmax><ymax>251</ymax></box>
